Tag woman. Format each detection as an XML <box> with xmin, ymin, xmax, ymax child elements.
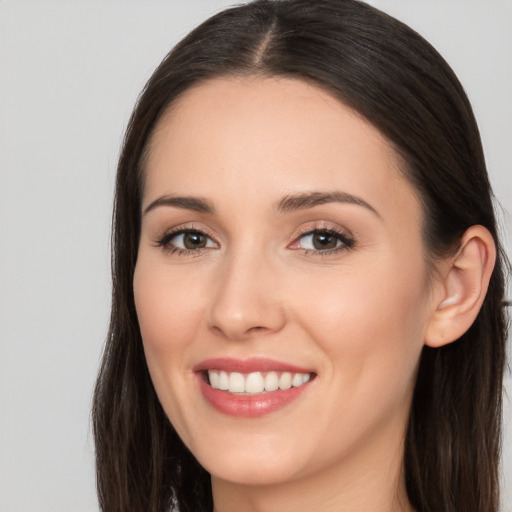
<box><xmin>92</xmin><ymin>1</ymin><xmax>509</xmax><ymax>511</ymax></box>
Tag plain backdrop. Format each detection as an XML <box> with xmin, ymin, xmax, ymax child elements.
<box><xmin>0</xmin><ymin>1</ymin><xmax>510</xmax><ymax>511</ymax></box>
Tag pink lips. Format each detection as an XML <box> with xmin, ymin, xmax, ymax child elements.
<box><xmin>193</xmin><ymin>357</ymin><xmax>313</xmax><ymax>374</ymax></box>
<box><xmin>193</xmin><ymin>357</ymin><xmax>315</xmax><ymax>418</ymax></box>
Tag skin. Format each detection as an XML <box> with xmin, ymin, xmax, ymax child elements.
<box><xmin>133</xmin><ymin>76</ymin><xmax>444</xmax><ymax>512</ymax></box>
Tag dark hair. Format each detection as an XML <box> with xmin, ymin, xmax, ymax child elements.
<box><xmin>92</xmin><ymin>1</ymin><xmax>509</xmax><ymax>511</ymax></box>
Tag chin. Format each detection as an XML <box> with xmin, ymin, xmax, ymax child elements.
<box><xmin>189</xmin><ymin>431</ymin><xmax>312</xmax><ymax>486</ymax></box>
<box><xmin>206</xmin><ymin>457</ymin><xmax>302</xmax><ymax>486</ymax></box>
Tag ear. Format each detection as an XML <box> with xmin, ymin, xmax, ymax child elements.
<box><xmin>424</xmin><ymin>225</ymin><xmax>496</xmax><ymax>348</ymax></box>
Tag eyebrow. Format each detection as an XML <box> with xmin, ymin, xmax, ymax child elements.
<box><xmin>143</xmin><ymin>195</ymin><xmax>216</xmax><ymax>215</ymax></box>
<box><xmin>275</xmin><ymin>191</ymin><xmax>380</xmax><ymax>217</ymax></box>
<box><xmin>142</xmin><ymin>190</ymin><xmax>379</xmax><ymax>217</ymax></box>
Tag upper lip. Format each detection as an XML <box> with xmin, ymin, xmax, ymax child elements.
<box><xmin>193</xmin><ymin>357</ymin><xmax>315</xmax><ymax>374</ymax></box>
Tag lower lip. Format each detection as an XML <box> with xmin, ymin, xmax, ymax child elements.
<box><xmin>197</xmin><ymin>374</ymin><xmax>313</xmax><ymax>418</ymax></box>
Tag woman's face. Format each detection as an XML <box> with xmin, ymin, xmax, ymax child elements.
<box><xmin>134</xmin><ymin>77</ymin><xmax>436</xmax><ymax>487</ymax></box>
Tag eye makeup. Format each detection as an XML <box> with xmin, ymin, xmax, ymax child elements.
<box><xmin>152</xmin><ymin>221</ymin><xmax>356</xmax><ymax>258</ymax></box>
<box><xmin>288</xmin><ymin>224</ymin><xmax>356</xmax><ymax>256</ymax></box>
<box><xmin>153</xmin><ymin>224</ymin><xmax>219</xmax><ymax>256</ymax></box>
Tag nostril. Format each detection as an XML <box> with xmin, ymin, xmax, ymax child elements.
<box><xmin>210</xmin><ymin>323</ymin><xmax>271</xmax><ymax>339</ymax></box>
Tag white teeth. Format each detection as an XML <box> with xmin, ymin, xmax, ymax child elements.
<box><xmin>245</xmin><ymin>372</ymin><xmax>265</xmax><ymax>393</ymax></box>
<box><xmin>209</xmin><ymin>370</ymin><xmax>220</xmax><ymax>389</ymax></box>
<box><xmin>279</xmin><ymin>372</ymin><xmax>292</xmax><ymax>390</ymax></box>
<box><xmin>292</xmin><ymin>373</ymin><xmax>304</xmax><ymax>387</ymax></box>
<box><xmin>264</xmin><ymin>372</ymin><xmax>279</xmax><ymax>391</ymax></box>
<box><xmin>229</xmin><ymin>372</ymin><xmax>245</xmax><ymax>393</ymax></box>
<box><xmin>207</xmin><ymin>370</ymin><xmax>312</xmax><ymax>394</ymax></box>
<box><xmin>218</xmin><ymin>371</ymin><xmax>229</xmax><ymax>390</ymax></box>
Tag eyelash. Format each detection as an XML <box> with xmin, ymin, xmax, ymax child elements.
<box><xmin>153</xmin><ymin>226</ymin><xmax>217</xmax><ymax>256</ymax></box>
<box><xmin>292</xmin><ymin>225</ymin><xmax>356</xmax><ymax>256</ymax></box>
<box><xmin>153</xmin><ymin>225</ymin><xmax>356</xmax><ymax>257</ymax></box>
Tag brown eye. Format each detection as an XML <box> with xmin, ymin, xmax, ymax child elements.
<box><xmin>157</xmin><ymin>229</ymin><xmax>218</xmax><ymax>253</ymax></box>
<box><xmin>311</xmin><ymin>232</ymin><xmax>338</xmax><ymax>250</ymax></box>
<box><xmin>293</xmin><ymin>228</ymin><xmax>355</xmax><ymax>253</ymax></box>
<box><xmin>183</xmin><ymin>232</ymin><xmax>207</xmax><ymax>249</ymax></box>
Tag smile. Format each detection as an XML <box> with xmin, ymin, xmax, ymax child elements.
<box><xmin>194</xmin><ymin>358</ymin><xmax>316</xmax><ymax>417</ymax></box>
<box><xmin>207</xmin><ymin>370</ymin><xmax>312</xmax><ymax>394</ymax></box>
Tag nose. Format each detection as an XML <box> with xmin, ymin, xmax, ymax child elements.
<box><xmin>208</xmin><ymin>250</ymin><xmax>287</xmax><ymax>340</ymax></box>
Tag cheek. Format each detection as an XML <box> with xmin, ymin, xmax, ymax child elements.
<box><xmin>290</xmin><ymin>255</ymin><xmax>428</xmax><ymax>395</ymax></box>
<box><xmin>133</xmin><ymin>260</ymin><xmax>210</xmax><ymax>444</ymax></box>
<box><xmin>133</xmin><ymin>261</ymin><xmax>206</xmax><ymax>379</ymax></box>
<box><xmin>135</xmin><ymin>260</ymin><xmax>198</xmax><ymax>337</ymax></box>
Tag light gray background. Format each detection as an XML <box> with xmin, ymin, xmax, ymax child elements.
<box><xmin>0</xmin><ymin>1</ymin><xmax>510</xmax><ymax>511</ymax></box>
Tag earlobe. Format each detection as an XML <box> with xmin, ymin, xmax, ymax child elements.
<box><xmin>424</xmin><ymin>225</ymin><xmax>496</xmax><ymax>348</ymax></box>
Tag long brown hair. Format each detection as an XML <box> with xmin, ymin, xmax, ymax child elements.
<box><xmin>92</xmin><ymin>1</ymin><xmax>509</xmax><ymax>511</ymax></box>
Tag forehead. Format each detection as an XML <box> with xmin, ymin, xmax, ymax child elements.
<box><xmin>143</xmin><ymin>76</ymin><xmax>421</xmax><ymax>226</ymax></box>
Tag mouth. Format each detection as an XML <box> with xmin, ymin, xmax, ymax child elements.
<box><xmin>204</xmin><ymin>369</ymin><xmax>313</xmax><ymax>395</ymax></box>
<box><xmin>194</xmin><ymin>358</ymin><xmax>316</xmax><ymax>417</ymax></box>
